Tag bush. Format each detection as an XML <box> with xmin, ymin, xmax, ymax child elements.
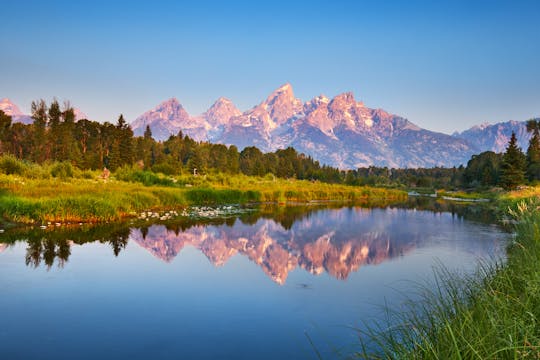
<box><xmin>115</xmin><ymin>166</ymin><xmax>175</xmax><ymax>187</ymax></box>
<box><xmin>151</xmin><ymin>163</ymin><xmax>178</xmax><ymax>176</ymax></box>
<box><xmin>24</xmin><ymin>163</ymin><xmax>51</xmax><ymax>179</ymax></box>
<box><xmin>0</xmin><ymin>155</ymin><xmax>27</xmax><ymax>175</ymax></box>
<box><xmin>50</xmin><ymin>162</ymin><xmax>74</xmax><ymax>179</ymax></box>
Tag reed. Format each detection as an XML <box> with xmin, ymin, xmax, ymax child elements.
<box><xmin>357</xmin><ymin>189</ymin><xmax>540</xmax><ymax>359</ymax></box>
<box><xmin>0</xmin><ymin>162</ymin><xmax>406</xmax><ymax>224</ymax></box>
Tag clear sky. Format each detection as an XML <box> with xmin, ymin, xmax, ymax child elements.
<box><xmin>1</xmin><ymin>0</ymin><xmax>539</xmax><ymax>134</ymax></box>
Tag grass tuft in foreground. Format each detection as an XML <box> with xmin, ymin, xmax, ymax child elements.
<box><xmin>357</xmin><ymin>193</ymin><xmax>540</xmax><ymax>359</ymax></box>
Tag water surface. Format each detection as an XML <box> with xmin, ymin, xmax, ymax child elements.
<box><xmin>0</xmin><ymin>204</ymin><xmax>509</xmax><ymax>359</ymax></box>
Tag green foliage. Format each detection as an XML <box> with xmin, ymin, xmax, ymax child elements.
<box><xmin>500</xmin><ymin>132</ymin><xmax>526</xmax><ymax>190</ymax></box>
<box><xmin>151</xmin><ymin>163</ymin><xmax>178</xmax><ymax>175</ymax></box>
<box><xmin>114</xmin><ymin>166</ymin><xmax>175</xmax><ymax>187</ymax></box>
<box><xmin>0</xmin><ymin>154</ymin><xmax>27</xmax><ymax>175</ymax></box>
<box><xmin>463</xmin><ymin>151</ymin><xmax>502</xmax><ymax>188</ymax></box>
<box><xmin>184</xmin><ymin>188</ymin><xmax>261</xmax><ymax>204</ymax></box>
<box><xmin>50</xmin><ymin>162</ymin><xmax>74</xmax><ymax>179</ymax></box>
<box><xmin>526</xmin><ymin>119</ymin><xmax>540</xmax><ymax>182</ymax></box>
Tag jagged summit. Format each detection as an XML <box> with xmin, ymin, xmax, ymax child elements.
<box><xmin>130</xmin><ymin>84</ymin><xmax>483</xmax><ymax>168</ymax></box>
<box><xmin>204</xmin><ymin>97</ymin><xmax>241</xmax><ymax>126</ymax></box>
<box><xmin>1</xmin><ymin>89</ymin><xmax>535</xmax><ymax>168</ymax></box>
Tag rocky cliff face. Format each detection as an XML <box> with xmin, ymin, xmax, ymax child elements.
<box><xmin>131</xmin><ymin>84</ymin><xmax>487</xmax><ymax>168</ymax></box>
<box><xmin>4</xmin><ymin>89</ymin><xmax>536</xmax><ymax>169</ymax></box>
<box><xmin>453</xmin><ymin>120</ymin><xmax>533</xmax><ymax>154</ymax></box>
<box><xmin>131</xmin><ymin>98</ymin><xmax>194</xmax><ymax>140</ymax></box>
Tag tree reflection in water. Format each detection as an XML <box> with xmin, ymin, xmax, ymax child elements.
<box><xmin>0</xmin><ymin>200</ymin><xmax>501</xmax><ymax>277</ymax></box>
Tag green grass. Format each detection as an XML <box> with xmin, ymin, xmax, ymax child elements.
<box><xmin>357</xmin><ymin>189</ymin><xmax>540</xmax><ymax>359</ymax></box>
<box><xmin>0</xmin><ymin>162</ymin><xmax>406</xmax><ymax>224</ymax></box>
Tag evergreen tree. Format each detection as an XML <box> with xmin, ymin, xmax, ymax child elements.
<box><xmin>48</xmin><ymin>99</ymin><xmax>62</xmax><ymax>160</ymax></box>
<box><xmin>525</xmin><ymin>119</ymin><xmax>540</xmax><ymax>182</ymax></box>
<box><xmin>463</xmin><ymin>151</ymin><xmax>502</xmax><ymax>188</ymax></box>
<box><xmin>117</xmin><ymin>114</ymin><xmax>134</xmax><ymax>166</ymax></box>
<box><xmin>30</xmin><ymin>99</ymin><xmax>48</xmax><ymax>163</ymax></box>
<box><xmin>58</xmin><ymin>104</ymin><xmax>81</xmax><ymax>163</ymax></box>
<box><xmin>143</xmin><ymin>125</ymin><xmax>152</xmax><ymax>140</ymax></box>
<box><xmin>108</xmin><ymin>115</ymin><xmax>133</xmax><ymax>170</ymax></box>
<box><xmin>0</xmin><ymin>110</ymin><xmax>12</xmax><ymax>154</ymax></box>
<box><xmin>500</xmin><ymin>132</ymin><xmax>526</xmax><ymax>190</ymax></box>
<box><xmin>226</xmin><ymin>145</ymin><xmax>240</xmax><ymax>174</ymax></box>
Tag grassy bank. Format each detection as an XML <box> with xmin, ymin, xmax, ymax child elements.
<box><xmin>359</xmin><ymin>187</ymin><xmax>540</xmax><ymax>359</ymax></box>
<box><xmin>0</xmin><ymin>165</ymin><xmax>406</xmax><ymax>224</ymax></box>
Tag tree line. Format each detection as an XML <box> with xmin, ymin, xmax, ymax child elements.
<box><xmin>346</xmin><ymin>124</ymin><xmax>540</xmax><ymax>190</ymax></box>
<box><xmin>0</xmin><ymin>99</ymin><xmax>538</xmax><ymax>190</ymax></box>
<box><xmin>0</xmin><ymin>99</ymin><xmax>341</xmax><ymax>182</ymax></box>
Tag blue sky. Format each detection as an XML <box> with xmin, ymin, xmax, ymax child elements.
<box><xmin>1</xmin><ymin>0</ymin><xmax>539</xmax><ymax>133</ymax></box>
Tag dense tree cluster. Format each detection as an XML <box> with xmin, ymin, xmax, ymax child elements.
<box><xmin>0</xmin><ymin>100</ymin><xmax>538</xmax><ymax>190</ymax></box>
<box><xmin>0</xmin><ymin>100</ymin><xmax>341</xmax><ymax>182</ymax></box>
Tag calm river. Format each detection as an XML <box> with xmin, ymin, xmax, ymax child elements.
<box><xmin>0</xmin><ymin>202</ymin><xmax>509</xmax><ymax>359</ymax></box>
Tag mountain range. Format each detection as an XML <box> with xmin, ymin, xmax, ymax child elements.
<box><xmin>130</xmin><ymin>84</ymin><xmax>535</xmax><ymax>168</ymax></box>
<box><xmin>2</xmin><ymin>87</ymin><xmax>536</xmax><ymax>168</ymax></box>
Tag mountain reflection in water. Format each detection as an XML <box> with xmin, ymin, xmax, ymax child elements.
<box><xmin>1</xmin><ymin>202</ymin><xmax>503</xmax><ymax>285</ymax></box>
<box><xmin>131</xmin><ymin>208</ymin><xmax>421</xmax><ymax>284</ymax></box>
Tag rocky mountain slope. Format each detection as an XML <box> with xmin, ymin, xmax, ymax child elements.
<box><xmin>0</xmin><ymin>98</ymin><xmax>33</xmax><ymax>124</ymax></box>
<box><xmin>131</xmin><ymin>84</ymin><xmax>481</xmax><ymax>168</ymax></box>
<box><xmin>453</xmin><ymin>120</ymin><xmax>533</xmax><ymax>154</ymax></box>
<box><xmin>3</xmin><ymin>90</ymin><xmax>536</xmax><ymax>169</ymax></box>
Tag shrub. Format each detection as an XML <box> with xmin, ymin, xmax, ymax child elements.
<box><xmin>151</xmin><ymin>163</ymin><xmax>178</xmax><ymax>176</ymax></box>
<box><xmin>50</xmin><ymin>162</ymin><xmax>74</xmax><ymax>179</ymax></box>
<box><xmin>115</xmin><ymin>166</ymin><xmax>175</xmax><ymax>187</ymax></box>
<box><xmin>0</xmin><ymin>155</ymin><xmax>26</xmax><ymax>175</ymax></box>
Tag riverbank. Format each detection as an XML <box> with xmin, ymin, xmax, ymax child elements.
<box><xmin>0</xmin><ymin>171</ymin><xmax>406</xmax><ymax>225</ymax></box>
<box><xmin>360</xmin><ymin>186</ymin><xmax>540</xmax><ymax>359</ymax></box>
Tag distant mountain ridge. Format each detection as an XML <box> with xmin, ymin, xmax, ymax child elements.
<box><xmin>131</xmin><ymin>84</ymin><xmax>484</xmax><ymax>168</ymax></box>
<box><xmin>452</xmin><ymin>120</ymin><xmax>533</xmax><ymax>154</ymax></box>
<box><xmin>0</xmin><ymin>98</ymin><xmax>33</xmax><ymax>124</ymax></box>
<box><xmin>3</xmin><ymin>91</ymin><xmax>537</xmax><ymax>169</ymax></box>
<box><xmin>0</xmin><ymin>98</ymin><xmax>87</xmax><ymax>124</ymax></box>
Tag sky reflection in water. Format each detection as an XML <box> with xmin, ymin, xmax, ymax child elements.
<box><xmin>0</xmin><ymin>205</ymin><xmax>509</xmax><ymax>359</ymax></box>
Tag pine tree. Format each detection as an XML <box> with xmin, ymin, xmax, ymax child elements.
<box><xmin>30</xmin><ymin>99</ymin><xmax>48</xmax><ymax>163</ymax></box>
<box><xmin>525</xmin><ymin>119</ymin><xmax>540</xmax><ymax>182</ymax></box>
<box><xmin>0</xmin><ymin>110</ymin><xmax>12</xmax><ymax>154</ymax></box>
<box><xmin>500</xmin><ymin>131</ymin><xmax>526</xmax><ymax>190</ymax></box>
<box><xmin>143</xmin><ymin>125</ymin><xmax>152</xmax><ymax>140</ymax></box>
<box><xmin>48</xmin><ymin>99</ymin><xmax>62</xmax><ymax>160</ymax></box>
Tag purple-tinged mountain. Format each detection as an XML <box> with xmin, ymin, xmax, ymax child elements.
<box><xmin>131</xmin><ymin>98</ymin><xmax>194</xmax><ymax>140</ymax></box>
<box><xmin>0</xmin><ymin>98</ymin><xmax>33</xmax><ymax>124</ymax></box>
<box><xmin>132</xmin><ymin>97</ymin><xmax>242</xmax><ymax>141</ymax></box>
<box><xmin>219</xmin><ymin>83</ymin><xmax>303</xmax><ymax>150</ymax></box>
<box><xmin>453</xmin><ymin>120</ymin><xmax>535</xmax><ymax>154</ymax></box>
<box><xmin>0</xmin><ymin>98</ymin><xmax>88</xmax><ymax>124</ymax></box>
<box><xmin>131</xmin><ymin>85</ymin><xmax>481</xmax><ymax>168</ymax></box>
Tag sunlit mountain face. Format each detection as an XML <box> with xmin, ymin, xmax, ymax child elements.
<box><xmin>130</xmin><ymin>84</ymin><xmax>478</xmax><ymax>168</ymax></box>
